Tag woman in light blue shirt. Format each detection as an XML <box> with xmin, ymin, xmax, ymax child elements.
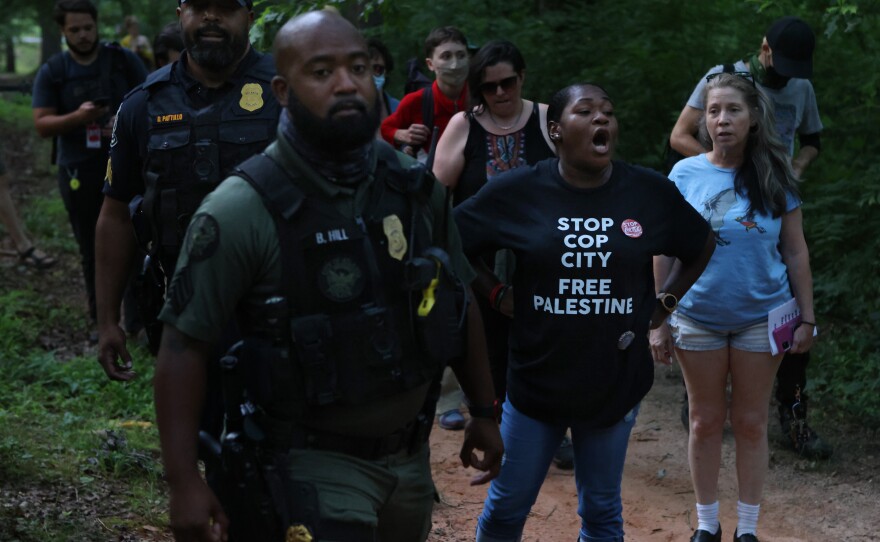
<box><xmin>652</xmin><ymin>72</ymin><xmax>815</xmax><ymax>542</ymax></box>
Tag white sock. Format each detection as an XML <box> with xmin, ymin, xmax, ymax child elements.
<box><xmin>736</xmin><ymin>501</ymin><xmax>760</xmax><ymax>536</ymax></box>
<box><xmin>696</xmin><ymin>501</ymin><xmax>720</xmax><ymax>534</ymax></box>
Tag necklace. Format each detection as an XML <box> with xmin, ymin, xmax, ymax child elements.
<box><xmin>488</xmin><ymin>100</ymin><xmax>524</xmax><ymax>131</ymax></box>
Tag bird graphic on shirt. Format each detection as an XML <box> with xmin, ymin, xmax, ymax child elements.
<box><xmin>701</xmin><ymin>188</ymin><xmax>737</xmax><ymax>246</ymax></box>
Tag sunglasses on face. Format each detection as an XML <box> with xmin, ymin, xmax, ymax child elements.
<box><xmin>372</xmin><ymin>64</ymin><xmax>386</xmax><ymax>76</ymax></box>
<box><xmin>706</xmin><ymin>71</ymin><xmax>756</xmax><ymax>86</ymax></box>
<box><xmin>480</xmin><ymin>75</ymin><xmax>518</xmax><ymax>95</ymax></box>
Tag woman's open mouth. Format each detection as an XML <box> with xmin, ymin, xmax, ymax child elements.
<box><xmin>592</xmin><ymin>129</ymin><xmax>610</xmax><ymax>153</ymax></box>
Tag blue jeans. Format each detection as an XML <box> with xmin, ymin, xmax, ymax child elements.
<box><xmin>476</xmin><ymin>399</ymin><xmax>639</xmax><ymax>542</ymax></box>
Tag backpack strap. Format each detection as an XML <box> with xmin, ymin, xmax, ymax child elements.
<box><xmin>722</xmin><ymin>63</ymin><xmax>735</xmax><ymax>74</ymax></box>
<box><xmin>233</xmin><ymin>153</ymin><xmax>307</xmax><ymax>311</ymax></box>
<box><xmin>421</xmin><ymin>85</ymin><xmax>434</xmax><ymax>135</ymax></box>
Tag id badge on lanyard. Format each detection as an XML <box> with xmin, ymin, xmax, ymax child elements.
<box><xmin>86</xmin><ymin>122</ymin><xmax>102</xmax><ymax>149</ymax></box>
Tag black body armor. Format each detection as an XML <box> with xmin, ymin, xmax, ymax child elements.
<box><xmin>141</xmin><ymin>54</ymin><xmax>281</xmax><ymax>273</ymax></box>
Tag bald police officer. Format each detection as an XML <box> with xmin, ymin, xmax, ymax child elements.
<box><xmin>154</xmin><ymin>10</ymin><xmax>503</xmax><ymax>542</ymax></box>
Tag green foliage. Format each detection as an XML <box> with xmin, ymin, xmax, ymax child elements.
<box><xmin>0</xmin><ymin>93</ymin><xmax>37</xmax><ymax>131</ymax></box>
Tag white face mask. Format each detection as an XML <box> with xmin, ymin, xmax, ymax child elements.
<box><xmin>373</xmin><ymin>74</ymin><xmax>386</xmax><ymax>92</ymax></box>
<box><xmin>433</xmin><ymin>56</ymin><xmax>469</xmax><ymax>88</ymax></box>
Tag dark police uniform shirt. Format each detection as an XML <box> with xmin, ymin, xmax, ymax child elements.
<box><xmin>103</xmin><ymin>48</ymin><xmax>277</xmax><ymax>202</ymax></box>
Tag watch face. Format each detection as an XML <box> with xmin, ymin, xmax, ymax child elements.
<box><xmin>660</xmin><ymin>294</ymin><xmax>677</xmax><ymax>311</ymax></box>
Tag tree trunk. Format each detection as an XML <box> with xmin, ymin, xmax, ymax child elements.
<box><xmin>38</xmin><ymin>3</ymin><xmax>61</xmax><ymax>66</ymax></box>
<box><xmin>4</xmin><ymin>36</ymin><xmax>14</xmax><ymax>73</ymax></box>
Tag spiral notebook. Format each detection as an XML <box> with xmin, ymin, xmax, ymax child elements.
<box><xmin>768</xmin><ymin>299</ymin><xmax>816</xmax><ymax>355</ymax></box>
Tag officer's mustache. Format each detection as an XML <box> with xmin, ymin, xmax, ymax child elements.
<box><xmin>327</xmin><ymin>99</ymin><xmax>367</xmax><ymax>117</ymax></box>
<box><xmin>196</xmin><ymin>24</ymin><xmax>230</xmax><ymax>42</ymax></box>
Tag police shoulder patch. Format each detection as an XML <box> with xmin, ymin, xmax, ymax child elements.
<box><xmin>183</xmin><ymin>214</ymin><xmax>220</xmax><ymax>263</ymax></box>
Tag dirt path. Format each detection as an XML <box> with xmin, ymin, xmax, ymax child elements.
<box><xmin>428</xmin><ymin>366</ymin><xmax>880</xmax><ymax>541</ymax></box>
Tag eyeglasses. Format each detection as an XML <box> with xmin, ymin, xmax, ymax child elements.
<box><xmin>372</xmin><ymin>64</ymin><xmax>386</xmax><ymax>76</ymax></box>
<box><xmin>705</xmin><ymin>71</ymin><xmax>756</xmax><ymax>87</ymax></box>
<box><xmin>479</xmin><ymin>75</ymin><xmax>518</xmax><ymax>95</ymax></box>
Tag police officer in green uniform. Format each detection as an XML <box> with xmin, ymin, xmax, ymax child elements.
<box><xmin>154</xmin><ymin>10</ymin><xmax>503</xmax><ymax>542</ymax></box>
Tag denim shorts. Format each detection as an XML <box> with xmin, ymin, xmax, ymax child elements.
<box><xmin>669</xmin><ymin>312</ymin><xmax>771</xmax><ymax>353</ymax></box>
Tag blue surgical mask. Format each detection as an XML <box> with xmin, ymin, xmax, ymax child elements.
<box><xmin>373</xmin><ymin>74</ymin><xmax>386</xmax><ymax>92</ymax></box>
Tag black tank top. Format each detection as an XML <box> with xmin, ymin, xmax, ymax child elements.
<box><xmin>453</xmin><ymin>101</ymin><xmax>555</xmax><ymax>205</ymax></box>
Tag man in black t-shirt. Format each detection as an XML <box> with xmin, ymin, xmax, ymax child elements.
<box><xmin>32</xmin><ymin>0</ymin><xmax>148</xmax><ymax>329</ymax></box>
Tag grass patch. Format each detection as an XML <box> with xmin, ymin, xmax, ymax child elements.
<box><xmin>0</xmin><ymin>285</ymin><xmax>167</xmax><ymax>540</ymax></box>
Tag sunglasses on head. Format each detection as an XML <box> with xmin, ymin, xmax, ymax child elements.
<box><xmin>480</xmin><ymin>75</ymin><xmax>518</xmax><ymax>95</ymax></box>
<box><xmin>706</xmin><ymin>71</ymin><xmax>756</xmax><ymax>86</ymax></box>
<box><xmin>372</xmin><ymin>64</ymin><xmax>386</xmax><ymax>76</ymax></box>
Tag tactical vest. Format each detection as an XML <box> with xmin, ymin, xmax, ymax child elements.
<box><xmin>142</xmin><ymin>53</ymin><xmax>280</xmax><ymax>272</ymax></box>
<box><xmin>233</xmin><ymin>143</ymin><xmax>467</xmax><ymax>421</ymax></box>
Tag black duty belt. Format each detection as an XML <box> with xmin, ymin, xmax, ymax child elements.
<box><xmin>264</xmin><ymin>416</ymin><xmax>431</xmax><ymax>461</ymax></box>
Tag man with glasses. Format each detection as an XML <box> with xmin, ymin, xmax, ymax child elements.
<box><xmin>668</xmin><ymin>16</ymin><xmax>829</xmax><ymax>460</ymax></box>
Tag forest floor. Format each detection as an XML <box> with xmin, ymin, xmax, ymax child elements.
<box><xmin>428</xmin><ymin>368</ymin><xmax>880</xmax><ymax>541</ymax></box>
<box><xmin>1</xmin><ymin>130</ymin><xmax>878</xmax><ymax>542</ymax></box>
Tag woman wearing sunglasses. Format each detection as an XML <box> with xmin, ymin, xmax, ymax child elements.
<box><xmin>454</xmin><ymin>82</ymin><xmax>714</xmax><ymax>542</ymax></box>
<box><xmin>433</xmin><ymin>40</ymin><xmax>556</xmax><ymax>431</ymax></box>
<box><xmin>653</xmin><ymin>72</ymin><xmax>815</xmax><ymax>542</ymax></box>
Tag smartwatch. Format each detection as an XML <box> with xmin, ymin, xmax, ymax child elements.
<box><xmin>657</xmin><ymin>292</ymin><xmax>678</xmax><ymax>313</ymax></box>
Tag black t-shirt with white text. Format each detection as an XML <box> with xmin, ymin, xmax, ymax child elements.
<box><xmin>454</xmin><ymin>159</ymin><xmax>709</xmax><ymax>425</ymax></box>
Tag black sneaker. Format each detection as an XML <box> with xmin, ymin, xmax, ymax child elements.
<box><xmin>778</xmin><ymin>404</ymin><xmax>833</xmax><ymax>459</ymax></box>
<box><xmin>553</xmin><ymin>435</ymin><xmax>574</xmax><ymax>470</ymax></box>
<box><xmin>689</xmin><ymin>526</ymin><xmax>721</xmax><ymax>542</ymax></box>
<box><xmin>733</xmin><ymin>529</ymin><xmax>759</xmax><ymax>542</ymax></box>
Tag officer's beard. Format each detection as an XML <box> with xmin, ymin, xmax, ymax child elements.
<box><xmin>286</xmin><ymin>90</ymin><xmax>380</xmax><ymax>153</ymax></box>
<box><xmin>184</xmin><ymin>24</ymin><xmax>248</xmax><ymax>72</ymax></box>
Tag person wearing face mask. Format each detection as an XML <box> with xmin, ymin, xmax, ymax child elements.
<box><xmin>380</xmin><ymin>26</ymin><xmax>470</xmax><ymax>161</ymax></box>
<box><xmin>667</xmin><ymin>16</ymin><xmax>831</xmax><ymax>461</ymax></box>
<box><xmin>367</xmin><ymin>38</ymin><xmax>400</xmax><ymax>124</ymax></box>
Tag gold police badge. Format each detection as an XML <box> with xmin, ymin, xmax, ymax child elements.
<box><xmin>382</xmin><ymin>214</ymin><xmax>407</xmax><ymax>261</ymax></box>
<box><xmin>239</xmin><ymin>83</ymin><xmax>264</xmax><ymax>112</ymax></box>
<box><xmin>286</xmin><ymin>524</ymin><xmax>313</xmax><ymax>542</ymax></box>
